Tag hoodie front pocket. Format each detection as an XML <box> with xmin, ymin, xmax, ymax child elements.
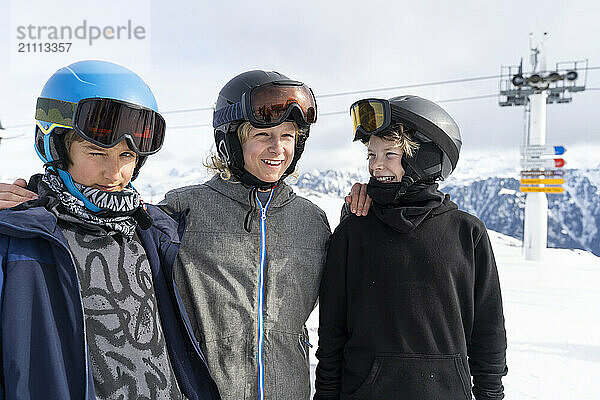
<box><xmin>349</xmin><ymin>353</ymin><xmax>471</xmax><ymax>400</ymax></box>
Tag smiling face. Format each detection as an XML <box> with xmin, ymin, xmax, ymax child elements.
<box><xmin>367</xmin><ymin>135</ymin><xmax>405</xmax><ymax>183</ymax></box>
<box><xmin>67</xmin><ymin>138</ymin><xmax>138</xmax><ymax>191</ymax></box>
<box><xmin>241</xmin><ymin>121</ymin><xmax>296</xmax><ymax>183</ymax></box>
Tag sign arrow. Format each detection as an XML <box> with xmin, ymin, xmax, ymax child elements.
<box><xmin>520</xmin><ymin>178</ymin><xmax>565</xmax><ymax>185</ymax></box>
<box><xmin>521</xmin><ymin>169</ymin><xmax>566</xmax><ymax>177</ymax></box>
<box><xmin>520</xmin><ymin>186</ymin><xmax>565</xmax><ymax>193</ymax></box>
<box><xmin>521</xmin><ymin>145</ymin><xmax>566</xmax><ymax>156</ymax></box>
<box><xmin>520</xmin><ymin>158</ymin><xmax>566</xmax><ymax>168</ymax></box>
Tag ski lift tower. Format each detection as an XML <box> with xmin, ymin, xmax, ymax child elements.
<box><xmin>499</xmin><ymin>33</ymin><xmax>587</xmax><ymax>261</ymax></box>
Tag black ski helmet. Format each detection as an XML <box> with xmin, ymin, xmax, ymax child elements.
<box><xmin>388</xmin><ymin>95</ymin><xmax>462</xmax><ymax>184</ymax></box>
<box><xmin>213</xmin><ymin>70</ymin><xmax>312</xmax><ymax>185</ymax></box>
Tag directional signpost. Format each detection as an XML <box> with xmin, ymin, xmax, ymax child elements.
<box><xmin>519</xmin><ymin>144</ymin><xmax>566</xmax><ymax>194</ymax></box>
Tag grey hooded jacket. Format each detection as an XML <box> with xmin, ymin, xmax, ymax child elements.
<box><xmin>160</xmin><ymin>175</ymin><xmax>331</xmax><ymax>400</ymax></box>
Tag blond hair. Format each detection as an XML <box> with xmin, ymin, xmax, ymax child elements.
<box><xmin>364</xmin><ymin>123</ymin><xmax>419</xmax><ymax>157</ymax></box>
<box><xmin>205</xmin><ymin>121</ymin><xmax>305</xmax><ymax>181</ymax></box>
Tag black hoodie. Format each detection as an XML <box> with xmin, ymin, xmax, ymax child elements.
<box><xmin>314</xmin><ymin>190</ymin><xmax>507</xmax><ymax>400</ymax></box>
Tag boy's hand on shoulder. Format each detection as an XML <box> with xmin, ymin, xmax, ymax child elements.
<box><xmin>0</xmin><ymin>179</ymin><xmax>38</xmax><ymax>209</ymax></box>
<box><xmin>344</xmin><ymin>182</ymin><xmax>371</xmax><ymax>216</ymax></box>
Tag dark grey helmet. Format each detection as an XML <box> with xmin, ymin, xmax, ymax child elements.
<box><xmin>388</xmin><ymin>95</ymin><xmax>462</xmax><ymax>181</ymax></box>
<box><xmin>215</xmin><ymin>70</ymin><xmax>290</xmax><ymax>111</ymax></box>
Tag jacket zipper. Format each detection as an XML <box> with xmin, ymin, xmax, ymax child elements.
<box><xmin>256</xmin><ymin>190</ymin><xmax>274</xmax><ymax>400</ymax></box>
<box><xmin>0</xmin><ymin>222</ymin><xmax>91</xmax><ymax>399</ymax></box>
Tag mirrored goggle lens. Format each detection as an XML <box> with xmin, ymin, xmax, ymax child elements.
<box><xmin>250</xmin><ymin>83</ymin><xmax>317</xmax><ymax>125</ymax></box>
<box><xmin>350</xmin><ymin>100</ymin><xmax>386</xmax><ymax>133</ymax></box>
<box><xmin>75</xmin><ymin>99</ymin><xmax>165</xmax><ymax>155</ymax></box>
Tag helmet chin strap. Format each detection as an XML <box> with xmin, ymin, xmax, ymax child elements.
<box><xmin>395</xmin><ymin>141</ymin><xmax>444</xmax><ymax>201</ymax></box>
<box><xmin>394</xmin><ymin>156</ymin><xmax>426</xmax><ymax>202</ymax></box>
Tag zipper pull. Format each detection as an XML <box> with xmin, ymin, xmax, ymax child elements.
<box><xmin>261</xmin><ymin>208</ymin><xmax>267</xmax><ymax>220</ymax></box>
<box><xmin>299</xmin><ymin>332</ymin><xmax>313</xmax><ymax>348</ymax></box>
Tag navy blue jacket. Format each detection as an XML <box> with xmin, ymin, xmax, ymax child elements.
<box><xmin>0</xmin><ymin>203</ymin><xmax>221</xmax><ymax>400</ymax></box>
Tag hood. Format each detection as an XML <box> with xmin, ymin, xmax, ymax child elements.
<box><xmin>0</xmin><ymin>203</ymin><xmax>64</xmax><ymax>240</ymax></box>
<box><xmin>371</xmin><ymin>185</ymin><xmax>457</xmax><ymax>234</ymax></box>
<box><xmin>144</xmin><ymin>203</ymin><xmax>183</xmax><ymax>244</ymax></box>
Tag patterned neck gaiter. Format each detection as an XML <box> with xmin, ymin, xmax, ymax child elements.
<box><xmin>40</xmin><ymin>170</ymin><xmax>141</xmax><ymax>239</ymax></box>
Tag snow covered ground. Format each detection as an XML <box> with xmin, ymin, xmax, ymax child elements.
<box><xmin>303</xmin><ymin>190</ymin><xmax>600</xmax><ymax>400</ymax></box>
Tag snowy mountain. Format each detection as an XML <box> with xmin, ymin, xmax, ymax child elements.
<box><xmin>292</xmin><ymin>168</ymin><xmax>600</xmax><ymax>257</ymax></box>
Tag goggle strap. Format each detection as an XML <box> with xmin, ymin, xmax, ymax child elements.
<box><xmin>36</xmin><ymin>98</ymin><xmax>76</xmax><ymax>126</ymax></box>
<box><xmin>213</xmin><ymin>102</ymin><xmax>245</xmax><ymax>128</ymax></box>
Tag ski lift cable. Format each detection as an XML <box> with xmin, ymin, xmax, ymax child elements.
<box><xmin>162</xmin><ymin>106</ymin><xmax>214</xmax><ymax>114</ymax></box>
<box><xmin>316</xmin><ymin>75</ymin><xmax>502</xmax><ymax>99</ymax></box>
<box><xmin>4</xmin><ymin>68</ymin><xmax>600</xmax><ymax>129</ymax></box>
<box><xmin>0</xmin><ymin>133</ymin><xmax>26</xmax><ymax>140</ymax></box>
<box><xmin>2</xmin><ymin>123</ymin><xmax>30</xmax><ymax>129</ymax></box>
<box><xmin>166</xmin><ymin>93</ymin><xmax>505</xmax><ymax>127</ymax></box>
<box><xmin>319</xmin><ymin>93</ymin><xmax>499</xmax><ymax>116</ymax></box>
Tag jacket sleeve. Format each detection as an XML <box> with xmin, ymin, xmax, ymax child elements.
<box><xmin>0</xmin><ymin>235</ymin><xmax>7</xmax><ymax>400</ymax></box>
<box><xmin>314</xmin><ymin>227</ymin><xmax>349</xmax><ymax>400</ymax></box>
<box><xmin>158</xmin><ymin>188</ymin><xmax>182</xmax><ymax>216</ymax></box>
<box><xmin>469</xmin><ymin>229</ymin><xmax>508</xmax><ymax>400</ymax></box>
<box><xmin>339</xmin><ymin>203</ymin><xmax>351</xmax><ymax>224</ymax></box>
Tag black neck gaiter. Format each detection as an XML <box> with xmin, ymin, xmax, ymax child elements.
<box><xmin>232</xmin><ymin>167</ymin><xmax>280</xmax><ymax>191</ymax></box>
<box><xmin>367</xmin><ymin>178</ymin><xmax>445</xmax><ymax>233</ymax></box>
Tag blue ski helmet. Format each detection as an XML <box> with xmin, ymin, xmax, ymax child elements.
<box><xmin>34</xmin><ymin>60</ymin><xmax>162</xmax><ymax>211</ymax></box>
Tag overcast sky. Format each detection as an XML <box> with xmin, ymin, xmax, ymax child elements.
<box><xmin>1</xmin><ymin>0</ymin><xmax>599</xmax><ymax>174</ymax></box>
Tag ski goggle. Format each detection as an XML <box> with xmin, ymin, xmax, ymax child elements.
<box><xmin>212</xmin><ymin>81</ymin><xmax>317</xmax><ymax>128</ymax></box>
<box><xmin>350</xmin><ymin>98</ymin><xmax>393</xmax><ymax>142</ymax></box>
<box><xmin>35</xmin><ymin>97</ymin><xmax>165</xmax><ymax>156</ymax></box>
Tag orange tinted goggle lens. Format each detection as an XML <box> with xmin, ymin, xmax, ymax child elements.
<box><xmin>350</xmin><ymin>100</ymin><xmax>386</xmax><ymax>133</ymax></box>
<box><xmin>250</xmin><ymin>83</ymin><xmax>317</xmax><ymax>124</ymax></box>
